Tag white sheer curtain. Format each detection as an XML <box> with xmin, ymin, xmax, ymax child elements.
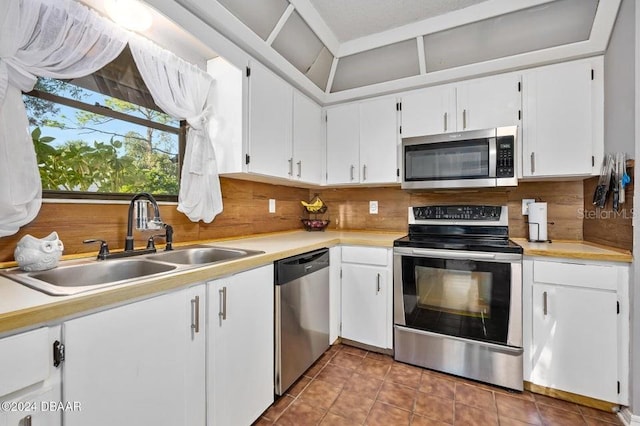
<box><xmin>0</xmin><ymin>0</ymin><xmax>128</xmax><ymax>237</ymax></box>
<box><xmin>130</xmin><ymin>36</ymin><xmax>223</xmax><ymax>223</ymax></box>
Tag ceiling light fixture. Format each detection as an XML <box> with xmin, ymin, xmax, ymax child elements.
<box><xmin>104</xmin><ymin>0</ymin><xmax>153</xmax><ymax>32</ymax></box>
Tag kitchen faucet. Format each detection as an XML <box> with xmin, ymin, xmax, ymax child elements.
<box><xmin>84</xmin><ymin>192</ymin><xmax>173</xmax><ymax>260</ymax></box>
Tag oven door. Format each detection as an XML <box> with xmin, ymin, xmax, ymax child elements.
<box><xmin>393</xmin><ymin>247</ymin><xmax>522</xmax><ymax>348</ymax></box>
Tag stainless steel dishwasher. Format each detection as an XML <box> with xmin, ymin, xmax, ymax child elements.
<box><xmin>274</xmin><ymin>248</ymin><xmax>330</xmax><ymax>395</ymax></box>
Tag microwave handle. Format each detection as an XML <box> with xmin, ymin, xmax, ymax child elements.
<box><xmin>488</xmin><ymin>138</ymin><xmax>497</xmax><ymax>178</ymax></box>
<box><xmin>443</xmin><ymin>112</ymin><xmax>447</xmax><ymax>132</ymax></box>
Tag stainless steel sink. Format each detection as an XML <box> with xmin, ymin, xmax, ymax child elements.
<box><xmin>2</xmin><ymin>260</ymin><xmax>177</xmax><ymax>296</ymax></box>
<box><xmin>1</xmin><ymin>245</ymin><xmax>264</xmax><ymax>296</ymax></box>
<box><xmin>146</xmin><ymin>245</ymin><xmax>263</xmax><ymax>265</ymax></box>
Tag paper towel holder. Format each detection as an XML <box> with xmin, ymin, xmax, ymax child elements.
<box><xmin>526</xmin><ymin>221</ymin><xmax>554</xmax><ymax>243</ymax></box>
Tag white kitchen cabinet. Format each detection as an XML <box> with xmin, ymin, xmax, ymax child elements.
<box><xmin>0</xmin><ymin>326</ymin><xmax>62</xmax><ymax>426</ymax></box>
<box><xmin>292</xmin><ymin>91</ymin><xmax>324</xmax><ymax>183</ymax></box>
<box><xmin>207</xmin><ymin>264</ymin><xmax>274</xmax><ymax>426</ymax></box>
<box><xmin>247</xmin><ymin>61</ymin><xmax>293</xmax><ymax>179</ymax></box>
<box><xmin>400</xmin><ymin>72</ymin><xmax>520</xmax><ymax>137</ymax></box>
<box><xmin>326</xmin><ymin>98</ymin><xmax>398</xmax><ymax>185</ymax></box>
<box><xmin>62</xmin><ymin>285</ymin><xmax>206</xmax><ymax>426</ymax></box>
<box><xmin>523</xmin><ymin>258</ymin><xmax>629</xmax><ymax>404</ymax></box>
<box><xmin>400</xmin><ymin>84</ymin><xmax>456</xmax><ymax>137</ymax></box>
<box><xmin>521</xmin><ymin>57</ymin><xmax>603</xmax><ymax>178</ymax></box>
<box><xmin>340</xmin><ymin>246</ymin><xmax>393</xmax><ymax>349</ymax></box>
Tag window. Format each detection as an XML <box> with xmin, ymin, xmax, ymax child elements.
<box><xmin>23</xmin><ymin>46</ymin><xmax>185</xmax><ymax>201</ymax></box>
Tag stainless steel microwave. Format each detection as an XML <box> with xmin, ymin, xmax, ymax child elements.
<box><xmin>401</xmin><ymin>126</ymin><xmax>518</xmax><ymax>190</ymax></box>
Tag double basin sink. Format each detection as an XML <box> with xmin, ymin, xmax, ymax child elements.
<box><xmin>1</xmin><ymin>245</ymin><xmax>264</xmax><ymax>296</ymax></box>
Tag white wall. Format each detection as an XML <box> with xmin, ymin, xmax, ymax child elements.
<box><xmin>605</xmin><ymin>0</ymin><xmax>636</xmax><ymax>156</ymax></box>
<box><xmin>631</xmin><ymin>0</ymin><xmax>640</xmax><ymax>417</ymax></box>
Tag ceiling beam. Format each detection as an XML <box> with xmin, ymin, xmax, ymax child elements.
<box><xmin>266</xmin><ymin>4</ymin><xmax>295</xmax><ymax>46</ymax></box>
<box><xmin>288</xmin><ymin>0</ymin><xmax>340</xmax><ymax>56</ymax></box>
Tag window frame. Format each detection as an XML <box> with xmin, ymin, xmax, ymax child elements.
<box><xmin>25</xmin><ymin>88</ymin><xmax>186</xmax><ymax>202</ymax></box>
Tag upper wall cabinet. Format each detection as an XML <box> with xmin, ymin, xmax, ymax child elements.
<box><xmin>521</xmin><ymin>57</ymin><xmax>603</xmax><ymax>178</ymax></box>
<box><xmin>400</xmin><ymin>73</ymin><xmax>521</xmax><ymax>137</ymax></box>
<box><xmin>326</xmin><ymin>97</ymin><xmax>399</xmax><ymax>185</ymax></box>
<box><xmin>207</xmin><ymin>58</ymin><xmax>324</xmax><ymax>185</ymax></box>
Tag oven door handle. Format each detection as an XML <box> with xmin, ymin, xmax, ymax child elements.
<box><xmin>408</xmin><ymin>248</ymin><xmax>496</xmax><ymax>260</ymax></box>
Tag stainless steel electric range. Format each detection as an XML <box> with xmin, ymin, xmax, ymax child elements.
<box><xmin>393</xmin><ymin>205</ymin><xmax>524</xmax><ymax>391</ymax></box>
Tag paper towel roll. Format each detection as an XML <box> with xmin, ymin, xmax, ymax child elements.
<box><xmin>528</xmin><ymin>202</ymin><xmax>548</xmax><ymax>241</ymax></box>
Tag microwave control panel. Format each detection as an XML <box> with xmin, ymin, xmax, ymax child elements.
<box><xmin>496</xmin><ymin>136</ymin><xmax>514</xmax><ymax>178</ymax></box>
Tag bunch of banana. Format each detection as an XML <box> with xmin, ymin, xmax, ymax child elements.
<box><xmin>301</xmin><ymin>198</ymin><xmax>324</xmax><ymax>212</ymax></box>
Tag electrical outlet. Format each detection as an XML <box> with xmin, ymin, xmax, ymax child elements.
<box><xmin>522</xmin><ymin>199</ymin><xmax>535</xmax><ymax>215</ymax></box>
<box><xmin>269</xmin><ymin>199</ymin><xmax>276</xmax><ymax>213</ymax></box>
<box><xmin>369</xmin><ymin>201</ymin><xmax>379</xmax><ymax>214</ymax></box>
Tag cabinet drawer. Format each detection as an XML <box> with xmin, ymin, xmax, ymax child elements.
<box><xmin>0</xmin><ymin>327</ymin><xmax>50</xmax><ymax>396</ymax></box>
<box><xmin>533</xmin><ymin>260</ymin><xmax>618</xmax><ymax>290</ymax></box>
<box><xmin>341</xmin><ymin>246</ymin><xmax>388</xmax><ymax>266</ymax></box>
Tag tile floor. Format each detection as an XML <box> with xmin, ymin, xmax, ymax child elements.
<box><xmin>255</xmin><ymin>343</ymin><xmax>622</xmax><ymax>426</ymax></box>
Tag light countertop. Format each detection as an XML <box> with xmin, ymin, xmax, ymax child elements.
<box><xmin>0</xmin><ymin>230</ymin><xmax>403</xmax><ymax>337</ymax></box>
<box><xmin>0</xmin><ymin>230</ymin><xmax>631</xmax><ymax>337</ymax></box>
<box><xmin>512</xmin><ymin>238</ymin><xmax>632</xmax><ymax>263</ymax></box>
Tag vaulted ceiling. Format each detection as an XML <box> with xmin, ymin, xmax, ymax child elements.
<box><xmin>104</xmin><ymin>0</ymin><xmax>622</xmax><ymax>104</ymax></box>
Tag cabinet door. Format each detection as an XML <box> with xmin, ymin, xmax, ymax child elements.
<box><xmin>208</xmin><ymin>265</ymin><xmax>274</xmax><ymax>426</ymax></box>
<box><xmin>326</xmin><ymin>103</ymin><xmax>360</xmax><ymax>184</ymax></box>
<box><xmin>531</xmin><ymin>283</ymin><xmax>618</xmax><ymax>402</ymax></box>
<box><xmin>359</xmin><ymin>97</ymin><xmax>399</xmax><ymax>184</ymax></box>
<box><xmin>522</xmin><ymin>60</ymin><xmax>594</xmax><ymax>177</ymax></box>
<box><xmin>341</xmin><ymin>264</ymin><xmax>388</xmax><ymax>348</ymax></box>
<box><xmin>293</xmin><ymin>91</ymin><xmax>323</xmax><ymax>184</ymax></box>
<box><xmin>248</xmin><ymin>62</ymin><xmax>292</xmax><ymax>178</ymax></box>
<box><xmin>401</xmin><ymin>85</ymin><xmax>456</xmax><ymax>137</ymax></box>
<box><xmin>62</xmin><ymin>286</ymin><xmax>206</xmax><ymax>426</ymax></box>
<box><xmin>456</xmin><ymin>73</ymin><xmax>521</xmax><ymax>131</ymax></box>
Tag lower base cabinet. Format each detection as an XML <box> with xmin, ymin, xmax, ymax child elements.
<box><xmin>207</xmin><ymin>264</ymin><xmax>274</xmax><ymax>426</ymax></box>
<box><xmin>340</xmin><ymin>246</ymin><xmax>392</xmax><ymax>350</ymax></box>
<box><xmin>0</xmin><ymin>326</ymin><xmax>62</xmax><ymax>426</ymax></box>
<box><xmin>62</xmin><ymin>285</ymin><xmax>206</xmax><ymax>426</ymax></box>
<box><xmin>523</xmin><ymin>258</ymin><xmax>629</xmax><ymax>404</ymax></box>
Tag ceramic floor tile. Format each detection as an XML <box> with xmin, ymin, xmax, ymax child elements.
<box><xmin>454</xmin><ymin>402</ymin><xmax>499</xmax><ymax>426</ymax></box>
<box><xmin>286</xmin><ymin>375</ymin><xmax>312</xmax><ymax>397</ymax></box>
<box><xmin>343</xmin><ymin>372</ymin><xmax>384</xmax><ymax>400</ymax></box>
<box><xmin>358</xmin><ymin>357</ymin><xmax>392</xmax><ymax>379</ymax></box>
<box><xmin>253</xmin><ymin>416</ymin><xmax>274</xmax><ymax>425</ymax></box>
<box><xmin>275</xmin><ymin>399</ymin><xmax>326</xmax><ymax>426</ymax></box>
<box><xmin>329</xmin><ymin>389</ymin><xmax>375</xmax><ymax>424</ymax></box>
<box><xmin>341</xmin><ymin>345</ymin><xmax>368</xmax><ymax>357</ymax></box>
<box><xmin>414</xmin><ymin>391</ymin><xmax>455</xmax><ymax>424</ymax></box>
<box><xmin>386</xmin><ymin>362</ymin><xmax>424</xmax><ymax>389</ymax></box>
<box><xmin>495</xmin><ymin>393</ymin><xmax>542</xmax><ymax>425</ymax></box>
<box><xmin>365</xmin><ymin>351</ymin><xmax>394</xmax><ymax>364</ymax></box>
<box><xmin>455</xmin><ymin>383</ymin><xmax>496</xmax><ymax>412</ymax></box>
<box><xmin>364</xmin><ymin>401</ymin><xmax>411</xmax><ymax>426</ymax></box>
<box><xmin>537</xmin><ymin>404</ymin><xmax>587</xmax><ymax>426</ymax></box>
<box><xmin>376</xmin><ymin>381</ymin><xmax>418</xmax><ymax>411</ymax></box>
<box><xmin>584</xmin><ymin>416</ymin><xmax>623</xmax><ymax>426</ymax></box>
<box><xmin>410</xmin><ymin>413</ymin><xmax>452</xmax><ymax>426</ymax></box>
<box><xmin>498</xmin><ymin>416</ymin><xmax>537</xmax><ymax>426</ymax></box>
<box><xmin>320</xmin><ymin>412</ymin><xmax>357</xmax><ymax>426</ymax></box>
<box><xmin>418</xmin><ymin>372</ymin><xmax>455</xmax><ymax>401</ymax></box>
<box><xmin>299</xmin><ymin>379</ymin><xmax>343</xmax><ymax>410</ymax></box>
<box><xmin>263</xmin><ymin>395</ymin><xmax>295</xmax><ymax>422</ymax></box>
<box><xmin>577</xmin><ymin>406</ymin><xmax>621</xmax><ymax>424</ymax></box>
<box><xmin>316</xmin><ymin>363</ymin><xmax>354</xmax><ymax>387</ymax></box>
<box><xmin>330</xmin><ymin>351</ymin><xmax>365</xmax><ymax>370</ymax></box>
<box><xmin>533</xmin><ymin>393</ymin><xmax>581</xmax><ymax>413</ymax></box>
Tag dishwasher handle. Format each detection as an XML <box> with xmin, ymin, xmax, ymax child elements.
<box><xmin>275</xmin><ymin>248</ymin><xmax>329</xmax><ymax>285</ymax></box>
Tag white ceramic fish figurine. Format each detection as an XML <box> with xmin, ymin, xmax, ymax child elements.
<box><xmin>14</xmin><ymin>232</ymin><xmax>64</xmax><ymax>272</ymax></box>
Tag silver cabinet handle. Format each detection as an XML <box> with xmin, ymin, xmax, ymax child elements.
<box><xmin>543</xmin><ymin>291</ymin><xmax>548</xmax><ymax>316</ymax></box>
<box><xmin>350</xmin><ymin>165</ymin><xmax>355</xmax><ymax>181</ymax></box>
<box><xmin>530</xmin><ymin>152</ymin><xmax>536</xmax><ymax>174</ymax></box>
<box><xmin>363</xmin><ymin>164</ymin><xmax>367</xmax><ymax>181</ymax></box>
<box><xmin>288</xmin><ymin>158</ymin><xmax>293</xmax><ymax>176</ymax></box>
<box><xmin>463</xmin><ymin>109</ymin><xmax>467</xmax><ymax>129</ymax></box>
<box><xmin>24</xmin><ymin>415</ymin><xmax>32</xmax><ymax>426</ymax></box>
<box><xmin>297</xmin><ymin>160</ymin><xmax>302</xmax><ymax>178</ymax></box>
<box><xmin>219</xmin><ymin>287</ymin><xmax>227</xmax><ymax>321</ymax></box>
<box><xmin>376</xmin><ymin>273</ymin><xmax>381</xmax><ymax>294</ymax></box>
<box><xmin>444</xmin><ymin>112</ymin><xmax>447</xmax><ymax>132</ymax></box>
<box><xmin>191</xmin><ymin>295</ymin><xmax>200</xmax><ymax>333</ymax></box>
